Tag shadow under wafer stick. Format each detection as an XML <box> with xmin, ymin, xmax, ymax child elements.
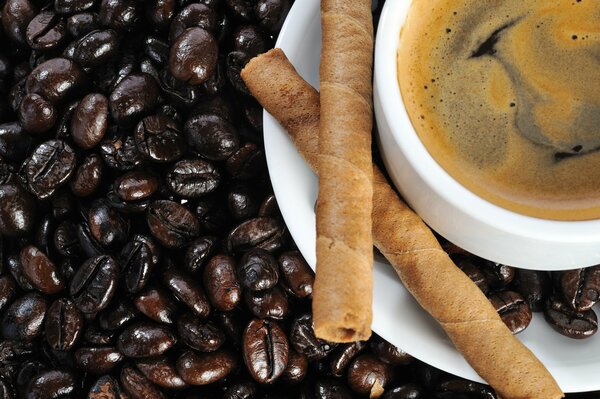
<box><xmin>241</xmin><ymin>48</ymin><xmax>563</xmax><ymax>399</ymax></box>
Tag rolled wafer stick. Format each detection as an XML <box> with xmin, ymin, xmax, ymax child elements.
<box><xmin>241</xmin><ymin>48</ymin><xmax>563</xmax><ymax>399</ymax></box>
<box><xmin>315</xmin><ymin>0</ymin><xmax>375</xmax><ymax>343</ymax></box>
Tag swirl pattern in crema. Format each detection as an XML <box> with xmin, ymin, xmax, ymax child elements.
<box><xmin>399</xmin><ymin>0</ymin><xmax>600</xmax><ymax>220</ymax></box>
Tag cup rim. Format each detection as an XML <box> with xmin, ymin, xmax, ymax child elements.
<box><xmin>374</xmin><ymin>0</ymin><xmax>600</xmax><ymax>244</ymax></box>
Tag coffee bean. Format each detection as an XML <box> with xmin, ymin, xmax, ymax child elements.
<box><xmin>114</xmin><ymin>171</ymin><xmax>159</xmax><ymax>203</ymax></box>
<box><xmin>147</xmin><ymin>200</ymin><xmax>200</xmax><ymax>249</ymax></box>
<box><xmin>290</xmin><ymin>314</ymin><xmax>337</xmax><ymax>361</ymax></box>
<box><xmin>99</xmin><ymin>0</ymin><xmax>139</xmax><ymax>31</ymax></box>
<box><xmin>0</xmin><ymin>123</ymin><xmax>33</xmax><ymax>163</ymax></box>
<box><xmin>135</xmin><ymin>356</ymin><xmax>187</xmax><ymax>389</ymax></box>
<box><xmin>99</xmin><ymin>300</ymin><xmax>138</xmax><ymax>331</ymax></box>
<box><xmin>2</xmin><ymin>0</ymin><xmax>36</xmax><ymax>45</ymax></box>
<box><xmin>481</xmin><ymin>260</ymin><xmax>515</xmax><ymax>288</ymax></box>
<box><xmin>84</xmin><ymin>325</ymin><xmax>117</xmax><ymax>346</ymax></box>
<box><xmin>244</xmin><ymin>286</ymin><xmax>289</xmax><ymax>320</ymax></box>
<box><xmin>24</xmin><ymin>370</ymin><xmax>75</xmax><ymax>399</ymax></box>
<box><xmin>238</xmin><ymin>248</ymin><xmax>279</xmax><ymax>291</ymax></box>
<box><xmin>184</xmin><ymin>112</ymin><xmax>240</xmax><ymax>161</ymax></box>
<box><xmin>545</xmin><ymin>296</ymin><xmax>598</xmax><ymax>339</ymax></box>
<box><xmin>370</xmin><ymin>336</ymin><xmax>413</xmax><ymax>366</ymax></box>
<box><xmin>169</xmin><ymin>4</ymin><xmax>217</xmax><ymax>42</ymax></box>
<box><xmin>134</xmin><ymin>287</ymin><xmax>178</xmax><ymax>325</ymax></box>
<box><xmin>0</xmin><ymin>275</ymin><xmax>17</xmax><ymax>313</ymax></box>
<box><xmin>55</xmin><ymin>0</ymin><xmax>95</xmax><ymax>14</ymax></box>
<box><xmin>77</xmin><ymin>222</ymin><xmax>103</xmax><ymax>257</ymax></box>
<box><xmin>177</xmin><ymin>350</ymin><xmax>236</xmax><ymax>385</ymax></box>
<box><xmin>281</xmin><ymin>350</ymin><xmax>308</xmax><ymax>384</ymax></box>
<box><xmin>21</xmin><ymin>140</ymin><xmax>76</xmax><ymax>199</ymax></box>
<box><xmin>120</xmin><ymin>366</ymin><xmax>165</xmax><ymax>399</ymax></box>
<box><xmin>70</xmin><ymin>255</ymin><xmax>118</xmax><ymax>313</ymax></box>
<box><xmin>347</xmin><ymin>354</ymin><xmax>392</xmax><ymax>396</ymax></box>
<box><xmin>20</xmin><ymin>245</ymin><xmax>64</xmax><ymax>294</ymax></box>
<box><xmin>88</xmin><ymin>199</ymin><xmax>130</xmax><ymax>248</ymax></box>
<box><xmin>226</xmin><ymin>51</ymin><xmax>251</xmax><ymax>95</ymax></box>
<box><xmin>71</xmin><ymin>29</ymin><xmax>120</xmax><ymax>67</ymax></box>
<box><xmin>233</xmin><ymin>25</ymin><xmax>269</xmax><ymax>57</ymax></box>
<box><xmin>67</xmin><ymin>13</ymin><xmax>99</xmax><ymax>37</ymax></box>
<box><xmin>255</xmin><ymin>0</ymin><xmax>290</xmax><ymax>32</ymax></box>
<box><xmin>227</xmin><ymin>217</ymin><xmax>286</xmax><ymax>254</ymax></box>
<box><xmin>227</xmin><ymin>142</ymin><xmax>265</xmax><ymax>180</ymax></box>
<box><xmin>313</xmin><ymin>378</ymin><xmax>353</xmax><ymax>399</ymax></box>
<box><xmin>87</xmin><ymin>375</ymin><xmax>122</xmax><ymax>399</ymax></box>
<box><xmin>134</xmin><ymin>114</ymin><xmax>185</xmax><ymax>163</ymax></box>
<box><xmin>6</xmin><ymin>253</ymin><xmax>36</xmax><ymax>290</ymax></box>
<box><xmin>117</xmin><ymin>323</ymin><xmax>177</xmax><ymax>358</ymax></box>
<box><xmin>26</xmin><ymin>11</ymin><xmax>66</xmax><ymax>50</ymax></box>
<box><xmin>177</xmin><ymin>313</ymin><xmax>225</xmax><ymax>352</ymax></box>
<box><xmin>225</xmin><ymin>0</ymin><xmax>253</xmax><ymax>21</ymax></box>
<box><xmin>169</xmin><ymin>28</ymin><xmax>218</xmax><ymax>85</ymax></box>
<box><xmin>119</xmin><ymin>235</ymin><xmax>159</xmax><ymax>293</ymax></box>
<box><xmin>167</xmin><ymin>159</ymin><xmax>221</xmax><ymax>198</ymax></box>
<box><xmin>184</xmin><ymin>236</ymin><xmax>217</xmax><ymax>273</ymax></box>
<box><xmin>75</xmin><ymin>347</ymin><xmax>124</xmax><ymax>374</ymax></box>
<box><xmin>71</xmin><ymin>93</ymin><xmax>109</xmax><ymax>149</ymax></box>
<box><xmin>382</xmin><ymin>383</ymin><xmax>424</xmax><ymax>399</ymax></box>
<box><xmin>26</xmin><ymin>58</ymin><xmax>86</xmax><ymax>104</ymax></box>
<box><xmin>451</xmin><ymin>254</ymin><xmax>489</xmax><ymax>294</ymax></box>
<box><xmin>69</xmin><ymin>154</ymin><xmax>103</xmax><ymax>197</ymax></box>
<box><xmin>329</xmin><ymin>341</ymin><xmax>367</xmax><ymax>377</ymax></box>
<box><xmin>0</xmin><ymin>183</ymin><xmax>36</xmax><ymax>237</ymax></box>
<box><xmin>109</xmin><ymin>73</ymin><xmax>159</xmax><ymax>126</ymax></box>
<box><xmin>18</xmin><ymin>93</ymin><xmax>57</xmax><ymax>134</ymax></box>
<box><xmin>278</xmin><ymin>251</ymin><xmax>314</xmax><ymax>298</ymax></box>
<box><xmin>559</xmin><ymin>266</ymin><xmax>600</xmax><ymax>312</ymax></box>
<box><xmin>2</xmin><ymin>292</ymin><xmax>47</xmax><ymax>341</ymax></box>
<box><xmin>489</xmin><ymin>290</ymin><xmax>532</xmax><ymax>334</ymax></box>
<box><xmin>163</xmin><ymin>268</ymin><xmax>211</xmax><ymax>317</ymax></box>
<box><xmin>228</xmin><ymin>183</ymin><xmax>259</xmax><ymax>220</ymax></box>
<box><xmin>223</xmin><ymin>380</ymin><xmax>257</xmax><ymax>399</ymax></box>
<box><xmin>45</xmin><ymin>298</ymin><xmax>83</xmax><ymax>351</ymax></box>
<box><xmin>242</xmin><ymin>318</ymin><xmax>288</xmax><ymax>384</ymax></box>
<box><xmin>203</xmin><ymin>254</ymin><xmax>241</xmax><ymax>311</ymax></box>
<box><xmin>512</xmin><ymin>269</ymin><xmax>552</xmax><ymax>312</ymax></box>
<box><xmin>435</xmin><ymin>379</ymin><xmax>496</xmax><ymax>399</ymax></box>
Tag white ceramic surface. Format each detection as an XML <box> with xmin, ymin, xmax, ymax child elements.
<box><xmin>263</xmin><ymin>0</ymin><xmax>600</xmax><ymax>392</ymax></box>
<box><xmin>375</xmin><ymin>1</ymin><xmax>600</xmax><ymax>271</ymax></box>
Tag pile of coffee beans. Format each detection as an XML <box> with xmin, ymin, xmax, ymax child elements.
<box><xmin>0</xmin><ymin>0</ymin><xmax>598</xmax><ymax>396</ymax></box>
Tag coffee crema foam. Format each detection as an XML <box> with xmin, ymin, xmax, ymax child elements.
<box><xmin>398</xmin><ymin>0</ymin><xmax>600</xmax><ymax>220</ymax></box>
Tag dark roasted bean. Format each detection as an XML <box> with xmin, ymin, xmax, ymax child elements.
<box><xmin>244</xmin><ymin>286</ymin><xmax>288</xmax><ymax>320</ymax></box>
<box><xmin>117</xmin><ymin>323</ymin><xmax>176</xmax><ymax>358</ymax></box>
<box><xmin>480</xmin><ymin>261</ymin><xmax>515</xmax><ymax>288</ymax></box>
<box><xmin>0</xmin><ymin>122</ymin><xmax>33</xmax><ymax>163</ymax></box>
<box><xmin>99</xmin><ymin>0</ymin><xmax>139</xmax><ymax>31</ymax></box>
<box><xmin>26</xmin><ymin>11</ymin><xmax>66</xmax><ymax>50</ymax></box>
<box><xmin>21</xmin><ymin>140</ymin><xmax>76</xmax><ymax>199</ymax></box>
<box><xmin>45</xmin><ymin>298</ymin><xmax>83</xmax><ymax>351</ymax></box>
<box><xmin>238</xmin><ymin>248</ymin><xmax>279</xmax><ymax>291</ymax></box>
<box><xmin>167</xmin><ymin>159</ymin><xmax>220</xmax><ymax>198</ymax></box>
<box><xmin>313</xmin><ymin>378</ymin><xmax>353</xmax><ymax>399</ymax></box>
<box><xmin>223</xmin><ymin>380</ymin><xmax>257</xmax><ymax>399</ymax></box>
<box><xmin>225</xmin><ymin>0</ymin><xmax>254</xmax><ymax>21</ymax></box>
<box><xmin>163</xmin><ymin>268</ymin><xmax>211</xmax><ymax>317</ymax></box>
<box><xmin>233</xmin><ymin>25</ymin><xmax>269</xmax><ymax>57</ymax></box>
<box><xmin>290</xmin><ymin>314</ymin><xmax>337</xmax><ymax>361</ymax></box>
<box><xmin>1</xmin><ymin>292</ymin><xmax>47</xmax><ymax>341</ymax></box>
<box><xmin>2</xmin><ymin>0</ymin><xmax>36</xmax><ymax>45</ymax></box>
<box><xmin>489</xmin><ymin>290</ymin><xmax>532</xmax><ymax>334</ymax></box>
<box><xmin>134</xmin><ymin>287</ymin><xmax>178</xmax><ymax>324</ymax></box>
<box><xmin>77</xmin><ymin>222</ymin><xmax>103</xmax><ymax>257</ymax></box>
<box><xmin>227</xmin><ymin>217</ymin><xmax>285</xmax><ymax>253</ymax></box>
<box><xmin>70</xmin><ymin>255</ymin><xmax>118</xmax><ymax>313</ymax></box>
<box><xmin>184</xmin><ymin>112</ymin><xmax>239</xmax><ymax>161</ymax></box>
<box><xmin>0</xmin><ymin>275</ymin><xmax>17</xmax><ymax>313</ymax></box>
<box><xmin>184</xmin><ymin>236</ymin><xmax>217</xmax><ymax>273</ymax></box>
<box><xmin>329</xmin><ymin>341</ymin><xmax>367</xmax><ymax>377</ymax></box>
<box><xmin>6</xmin><ymin>253</ymin><xmax>35</xmax><ymax>290</ymax></box>
<box><xmin>242</xmin><ymin>318</ymin><xmax>288</xmax><ymax>384</ymax></box>
<box><xmin>115</xmin><ymin>171</ymin><xmax>159</xmax><ymax>202</ymax></box>
<box><xmin>87</xmin><ymin>199</ymin><xmax>130</xmax><ymax>248</ymax></box>
<box><xmin>109</xmin><ymin>73</ymin><xmax>159</xmax><ymax>126</ymax></box>
<box><xmin>136</xmin><ymin>356</ymin><xmax>187</xmax><ymax>389</ymax></box>
<box><xmin>120</xmin><ymin>235</ymin><xmax>159</xmax><ymax>293</ymax></box>
<box><xmin>84</xmin><ymin>325</ymin><xmax>117</xmax><ymax>346</ymax></box>
<box><xmin>67</xmin><ymin>12</ymin><xmax>99</xmax><ymax>37</ymax></box>
<box><xmin>228</xmin><ymin>183</ymin><xmax>258</xmax><ymax>220</ymax></box>
<box><xmin>169</xmin><ymin>27</ymin><xmax>218</xmax><ymax>85</ymax></box>
<box><xmin>135</xmin><ymin>114</ymin><xmax>185</xmax><ymax>163</ymax></box>
<box><xmin>18</xmin><ymin>93</ymin><xmax>57</xmax><ymax>134</ymax></box>
<box><xmin>177</xmin><ymin>313</ymin><xmax>225</xmax><ymax>352</ymax></box>
<box><xmin>71</xmin><ymin>29</ymin><xmax>120</xmax><ymax>67</ymax></box>
<box><xmin>0</xmin><ymin>183</ymin><xmax>36</xmax><ymax>237</ymax></box>
<box><xmin>100</xmin><ymin>133</ymin><xmax>144</xmax><ymax>171</ymax></box>
<box><xmin>99</xmin><ymin>300</ymin><xmax>138</xmax><ymax>330</ymax></box>
<box><xmin>69</xmin><ymin>154</ymin><xmax>103</xmax><ymax>197</ymax></box>
<box><xmin>255</xmin><ymin>0</ymin><xmax>290</xmax><ymax>32</ymax></box>
<box><xmin>347</xmin><ymin>354</ymin><xmax>392</xmax><ymax>396</ymax></box>
<box><xmin>226</xmin><ymin>51</ymin><xmax>251</xmax><ymax>95</ymax></box>
<box><xmin>203</xmin><ymin>254</ymin><xmax>241</xmax><ymax>311</ymax></box>
<box><xmin>512</xmin><ymin>269</ymin><xmax>552</xmax><ymax>312</ymax></box>
<box><xmin>227</xmin><ymin>142</ymin><xmax>265</xmax><ymax>180</ymax></box>
<box><xmin>75</xmin><ymin>347</ymin><xmax>124</xmax><ymax>374</ymax></box>
<box><xmin>370</xmin><ymin>336</ymin><xmax>413</xmax><ymax>365</ymax></box>
<box><xmin>559</xmin><ymin>266</ymin><xmax>600</xmax><ymax>312</ymax></box>
<box><xmin>278</xmin><ymin>251</ymin><xmax>314</xmax><ymax>298</ymax></box>
<box><xmin>169</xmin><ymin>4</ymin><xmax>217</xmax><ymax>42</ymax></box>
<box><xmin>24</xmin><ymin>370</ymin><xmax>75</xmax><ymax>399</ymax></box>
<box><xmin>26</xmin><ymin>58</ymin><xmax>86</xmax><ymax>104</ymax></box>
<box><xmin>55</xmin><ymin>0</ymin><xmax>95</xmax><ymax>14</ymax></box>
<box><xmin>282</xmin><ymin>350</ymin><xmax>308</xmax><ymax>384</ymax></box>
<box><xmin>383</xmin><ymin>383</ymin><xmax>424</xmax><ymax>399</ymax></box>
<box><xmin>452</xmin><ymin>254</ymin><xmax>489</xmax><ymax>294</ymax></box>
<box><xmin>87</xmin><ymin>375</ymin><xmax>122</xmax><ymax>399</ymax></box>
<box><xmin>120</xmin><ymin>366</ymin><xmax>166</xmax><ymax>399</ymax></box>
<box><xmin>71</xmin><ymin>93</ymin><xmax>109</xmax><ymax>149</ymax></box>
<box><xmin>545</xmin><ymin>296</ymin><xmax>598</xmax><ymax>339</ymax></box>
<box><xmin>147</xmin><ymin>200</ymin><xmax>200</xmax><ymax>248</ymax></box>
<box><xmin>20</xmin><ymin>245</ymin><xmax>64</xmax><ymax>294</ymax></box>
<box><xmin>176</xmin><ymin>350</ymin><xmax>236</xmax><ymax>385</ymax></box>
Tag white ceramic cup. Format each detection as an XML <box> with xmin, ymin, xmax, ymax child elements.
<box><xmin>373</xmin><ymin>0</ymin><xmax>600</xmax><ymax>271</ymax></box>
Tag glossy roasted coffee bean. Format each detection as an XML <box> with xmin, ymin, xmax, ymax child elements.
<box><xmin>370</xmin><ymin>336</ymin><xmax>413</xmax><ymax>365</ymax></box>
<box><xmin>223</xmin><ymin>380</ymin><xmax>257</xmax><ymax>399</ymax></box>
<box><xmin>70</xmin><ymin>29</ymin><xmax>120</xmax><ymax>67</ymax></box>
<box><xmin>382</xmin><ymin>383</ymin><xmax>424</xmax><ymax>399</ymax></box>
<box><xmin>84</xmin><ymin>325</ymin><xmax>117</xmax><ymax>346</ymax></box>
<box><xmin>134</xmin><ymin>287</ymin><xmax>178</xmax><ymax>324</ymax></box>
<box><xmin>136</xmin><ymin>356</ymin><xmax>187</xmax><ymax>389</ymax></box>
<box><xmin>18</xmin><ymin>93</ymin><xmax>57</xmax><ymax>134</ymax></box>
<box><xmin>242</xmin><ymin>318</ymin><xmax>288</xmax><ymax>384</ymax></box>
<box><xmin>70</xmin><ymin>154</ymin><xmax>103</xmax><ymax>197</ymax></box>
<box><xmin>75</xmin><ymin>347</ymin><xmax>124</xmax><ymax>374</ymax></box>
<box><xmin>0</xmin><ymin>122</ymin><xmax>33</xmax><ymax>163</ymax></box>
<box><xmin>176</xmin><ymin>349</ymin><xmax>236</xmax><ymax>385</ymax></box>
<box><xmin>55</xmin><ymin>0</ymin><xmax>95</xmax><ymax>14</ymax></box>
<box><xmin>489</xmin><ymin>290</ymin><xmax>532</xmax><ymax>334</ymax></box>
<box><xmin>278</xmin><ymin>251</ymin><xmax>314</xmax><ymax>298</ymax></box>
<box><xmin>480</xmin><ymin>260</ymin><xmax>515</xmax><ymax>288</ymax></box>
<box><xmin>99</xmin><ymin>300</ymin><xmax>138</xmax><ymax>330</ymax></box>
<box><xmin>435</xmin><ymin>380</ymin><xmax>496</xmax><ymax>399</ymax></box>
<box><xmin>134</xmin><ymin>114</ymin><xmax>185</xmax><ymax>163</ymax></box>
<box><xmin>329</xmin><ymin>341</ymin><xmax>367</xmax><ymax>377</ymax></box>
<box><xmin>290</xmin><ymin>313</ymin><xmax>337</xmax><ymax>361</ymax></box>
<box><xmin>0</xmin><ymin>183</ymin><xmax>36</xmax><ymax>237</ymax></box>
<box><xmin>100</xmin><ymin>133</ymin><xmax>144</xmax><ymax>171</ymax></box>
<box><xmin>195</xmin><ymin>195</ymin><xmax>233</xmax><ymax>235</ymax></box>
<box><xmin>0</xmin><ymin>275</ymin><xmax>17</xmax><ymax>313</ymax></box>
<box><xmin>545</xmin><ymin>296</ymin><xmax>598</xmax><ymax>339</ymax></box>
<box><xmin>233</xmin><ymin>25</ymin><xmax>269</xmax><ymax>57</ymax></box>
<box><xmin>227</xmin><ymin>142</ymin><xmax>265</xmax><ymax>180</ymax></box>
<box><xmin>169</xmin><ymin>27</ymin><xmax>218</xmax><ymax>85</ymax></box>
<box><xmin>26</xmin><ymin>58</ymin><xmax>86</xmax><ymax>104</ymax></box>
<box><xmin>33</xmin><ymin>215</ymin><xmax>54</xmax><ymax>255</ymax></box>
<box><xmin>24</xmin><ymin>370</ymin><xmax>75</xmax><ymax>399</ymax></box>
<box><xmin>26</xmin><ymin>11</ymin><xmax>66</xmax><ymax>50</ymax></box>
<box><xmin>87</xmin><ymin>199</ymin><xmax>130</xmax><ymax>248</ymax></box>
<box><xmin>6</xmin><ymin>253</ymin><xmax>35</xmax><ymax>290</ymax></box>
<box><xmin>178</xmin><ymin>313</ymin><xmax>225</xmax><ymax>352</ymax></box>
<box><xmin>169</xmin><ymin>4</ymin><xmax>217</xmax><ymax>42</ymax></box>
<box><xmin>147</xmin><ymin>200</ymin><xmax>200</xmax><ymax>248</ymax></box>
<box><xmin>16</xmin><ymin>361</ymin><xmax>47</xmax><ymax>397</ymax></box>
<box><xmin>167</xmin><ymin>159</ymin><xmax>220</xmax><ymax>198</ymax></box>
<box><xmin>21</xmin><ymin>140</ymin><xmax>76</xmax><ymax>199</ymax></box>
<box><xmin>255</xmin><ymin>0</ymin><xmax>290</xmax><ymax>32</ymax></box>
<box><xmin>45</xmin><ymin>298</ymin><xmax>83</xmax><ymax>351</ymax></box>
<box><xmin>228</xmin><ymin>184</ymin><xmax>258</xmax><ymax>220</ymax></box>
<box><xmin>227</xmin><ymin>217</ymin><xmax>285</xmax><ymax>254</ymax></box>
<box><xmin>238</xmin><ymin>248</ymin><xmax>279</xmax><ymax>291</ymax></box>
<box><xmin>67</xmin><ymin>12</ymin><xmax>99</xmax><ymax>37</ymax></box>
<box><xmin>71</xmin><ymin>93</ymin><xmax>109</xmax><ymax>149</ymax></box>
<box><xmin>20</xmin><ymin>245</ymin><xmax>64</xmax><ymax>294</ymax></box>
<box><xmin>117</xmin><ymin>323</ymin><xmax>177</xmax><ymax>358</ymax></box>
<box><xmin>512</xmin><ymin>269</ymin><xmax>552</xmax><ymax>312</ymax></box>
<box><xmin>76</xmin><ymin>222</ymin><xmax>103</xmax><ymax>257</ymax></box>
<box><xmin>99</xmin><ymin>0</ymin><xmax>139</xmax><ymax>31</ymax></box>
<box><xmin>281</xmin><ymin>350</ymin><xmax>308</xmax><ymax>384</ymax></box>
<box><xmin>2</xmin><ymin>292</ymin><xmax>47</xmax><ymax>341</ymax></box>
<box><xmin>347</xmin><ymin>354</ymin><xmax>392</xmax><ymax>396</ymax></box>
<box><xmin>120</xmin><ymin>235</ymin><xmax>159</xmax><ymax>293</ymax></box>
<box><xmin>70</xmin><ymin>255</ymin><xmax>118</xmax><ymax>313</ymax></box>
<box><xmin>184</xmin><ymin>236</ymin><xmax>217</xmax><ymax>273</ymax></box>
<box><xmin>312</xmin><ymin>378</ymin><xmax>353</xmax><ymax>399</ymax></box>
<box><xmin>225</xmin><ymin>0</ymin><xmax>254</xmax><ymax>20</ymax></box>
<box><xmin>559</xmin><ymin>266</ymin><xmax>600</xmax><ymax>312</ymax></box>
<box><xmin>2</xmin><ymin>0</ymin><xmax>36</xmax><ymax>45</ymax></box>
<box><xmin>87</xmin><ymin>375</ymin><xmax>122</xmax><ymax>399</ymax></box>
<box><xmin>114</xmin><ymin>170</ymin><xmax>159</xmax><ymax>202</ymax></box>
<box><xmin>120</xmin><ymin>366</ymin><xmax>166</xmax><ymax>399</ymax></box>
<box><xmin>202</xmin><ymin>254</ymin><xmax>241</xmax><ymax>311</ymax></box>
<box><xmin>184</xmin><ymin>112</ymin><xmax>239</xmax><ymax>161</ymax></box>
<box><xmin>163</xmin><ymin>268</ymin><xmax>211</xmax><ymax>317</ymax></box>
<box><xmin>157</xmin><ymin>69</ymin><xmax>202</xmax><ymax>109</ymax></box>
<box><xmin>109</xmin><ymin>73</ymin><xmax>159</xmax><ymax>126</ymax></box>
<box><xmin>244</xmin><ymin>286</ymin><xmax>289</xmax><ymax>320</ymax></box>
<box><xmin>226</xmin><ymin>51</ymin><xmax>251</xmax><ymax>95</ymax></box>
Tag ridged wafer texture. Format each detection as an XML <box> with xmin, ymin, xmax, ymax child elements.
<box><xmin>241</xmin><ymin>48</ymin><xmax>563</xmax><ymax>399</ymax></box>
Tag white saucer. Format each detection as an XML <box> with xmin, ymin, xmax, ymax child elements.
<box><xmin>262</xmin><ymin>0</ymin><xmax>600</xmax><ymax>392</ymax></box>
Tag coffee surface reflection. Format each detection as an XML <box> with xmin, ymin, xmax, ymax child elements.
<box><xmin>399</xmin><ymin>0</ymin><xmax>600</xmax><ymax>220</ymax></box>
